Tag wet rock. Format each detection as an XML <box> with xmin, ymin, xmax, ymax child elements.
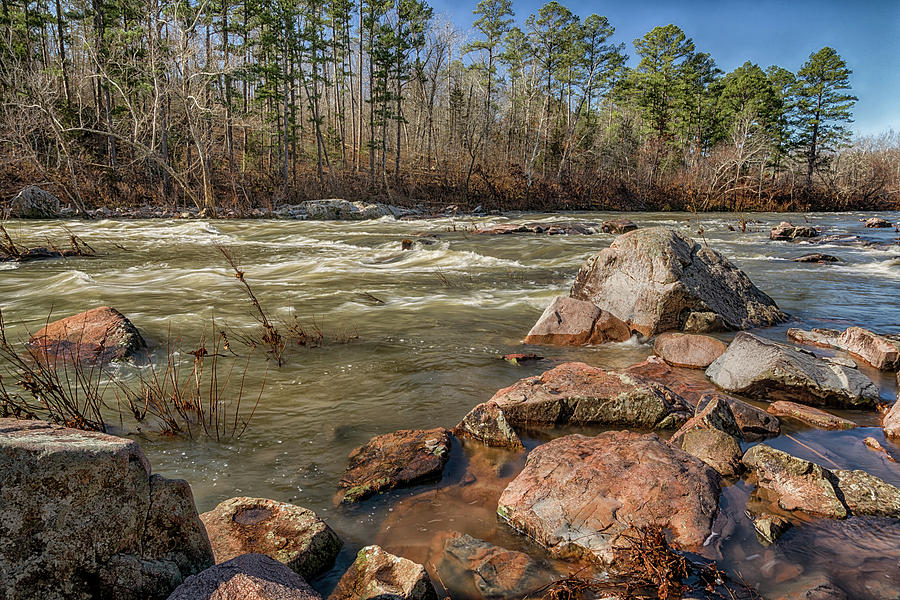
<box><xmin>837</xmin><ymin>327</ymin><xmax>900</xmax><ymax>371</ymax></box>
<box><xmin>497</xmin><ymin>431</ymin><xmax>721</xmax><ymax>564</ymax></box>
<box><xmin>489</xmin><ymin>362</ymin><xmax>691</xmax><ymax>429</ymax></box>
<box><xmin>0</xmin><ymin>418</ymin><xmax>213</xmax><ymax>600</ymax></box>
<box><xmin>862</xmin><ymin>436</ymin><xmax>896</xmax><ymax>461</ymax></box>
<box><xmin>752</xmin><ymin>513</ymin><xmax>792</xmax><ymax>545</ymax></box>
<box><xmin>682</xmin><ymin>311</ymin><xmax>726</xmax><ymax>333</ymax></box>
<box><xmin>168</xmin><ymin>554</ymin><xmax>321</xmax><ymax>600</ymax></box>
<box><xmin>742</xmin><ymin>444</ymin><xmax>847</xmax><ymax>518</ymax></box>
<box><xmin>701</xmin><ymin>394</ymin><xmax>781</xmax><ymax>441</ymax></box>
<box><xmin>770</xmin><ymin>221</ymin><xmax>819</xmax><ymax>241</ymax></box>
<box><xmin>865</xmin><ymin>217</ymin><xmax>893</xmax><ymax>228</ymax></box>
<box><xmin>524</xmin><ymin>296</ymin><xmax>631</xmax><ymax>346</ymax></box>
<box><xmin>787</xmin><ymin>327</ymin><xmax>841</xmax><ymax>349</ymax></box>
<box><xmin>454</xmin><ymin>401</ymin><xmax>523</xmax><ymax>450</ymax></box>
<box><xmin>570</xmin><ymin>227</ymin><xmax>786</xmax><ymax>337</ymax></box>
<box><xmin>792</xmin><ymin>253</ymin><xmax>840</xmax><ymax>263</ymax></box>
<box><xmin>600</xmin><ymin>218</ymin><xmax>638</xmax><ymax>235</ymax></box>
<box><xmin>28</xmin><ymin>306</ymin><xmax>148</xmax><ymax>364</ymax></box>
<box><xmin>7</xmin><ymin>186</ymin><xmax>61</xmax><ymax>218</ymax></box>
<box><xmin>434</xmin><ymin>532</ymin><xmax>547</xmax><ymax>599</ymax></box>
<box><xmin>653</xmin><ymin>332</ymin><xmax>727</xmax><ymax>369</ymax></box>
<box><xmin>766</xmin><ymin>401</ymin><xmax>857</xmax><ymax>430</ymax></box>
<box><xmin>883</xmin><ymin>397</ymin><xmax>900</xmax><ymax>438</ymax></box>
<box><xmin>401</xmin><ymin>239</ymin><xmax>414</xmax><ymax>250</ymax></box>
<box><xmin>669</xmin><ymin>395</ymin><xmax>743</xmax><ymax>476</ymax></box>
<box><xmin>670</xmin><ymin>394</ymin><xmax>742</xmax><ymax>443</ymax></box>
<box><xmin>474</xmin><ymin>222</ymin><xmax>596</xmax><ymax>235</ymax></box>
<box><xmin>706</xmin><ymin>332</ymin><xmax>879</xmax><ymax>408</ymax></box>
<box><xmin>200</xmin><ymin>497</ymin><xmax>341</xmax><ymax>579</ymax></box>
<box><xmin>502</xmin><ymin>353</ymin><xmax>542</xmax><ymax>364</ymax></box>
<box><xmin>337</xmin><ymin>428</ymin><xmax>452</xmax><ymax>503</ymax></box>
<box><xmin>329</xmin><ymin>545</ymin><xmax>436</xmax><ymax>600</ymax></box>
<box><xmin>831</xmin><ymin>469</ymin><xmax>900</xmax><ymax>517</ymax></box>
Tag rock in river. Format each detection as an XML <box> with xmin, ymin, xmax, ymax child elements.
<box><xmin>865</xmin><ymin>217</ymin><xmax>893</xmax><ymax>228</ymax></box>
<box><xmin>669</xmin><ymin>395</ymin><xmax>743</xmax><ymax>477</ymax></box>
<box><xmin>168</xmin><ymin>553</ymin><xmax>322</xmax><ymax>600</ymax></box>
<box><xmin>770</xmin><ymin>221</ymin><xmax>819</xmax><ymax>241</ymax></box>
<box><xmin>792</xmin><ymin>253</ymin><xmax>840</xmax><ymax>264</ymax></box>
<box><xmin>766</xmin><ymin>400</ymin><xmax>857</xmax><ymax>430</ymax></box>
<box><xmin>570</xmin><ymin>227</ymin><xmax>787</xmax><ymax>337</ymax></box>
<box><xmin>884</xmin><ymin>395</ymin><xmax>900</xmax><ymax>439</ymax></box>
<box><xmin>489</xmin><ymin>362</ymin><xmax>691</xmax><ymax>429</ymax></box>
<box><xmin>0</xmin><ymin>418</ymin><xmax>213</xmax><ymax>600</ymax></box>
<box><xmin>653</xmin><ymin>332</ymin><xmax>727</xmax><ymax>369</ymax></box>
<box><xmin>329</xmin><ymin>545</ymin><xmax>436</xmax><ymax>600</ymax></box>
<box><xmin>28</xmin><ymin>306</ymin><xmax>148</xmax><ymax>363</ymax></box>
<box><xmin>789</xmin><ymin>326</ymin><xmax>900</xmax><ymax>371</ymax></box>
<box><xmin>200</xmin><ymin>497</ymin><xmax>341</xmax><ymax>579</ymax></box>
<box><xmin>498</xmin><ymin>432</ymin><xmax>721</xmax><ymax>565</ymax></box>
<box><xmin>524</xmin><ymin>296</ymin><xmax>632</xmax><ymax>346</ymax></box>
<box><xmin>453</xmin><ymin>401</ymin><xmax>523</xmax><ymax>450</ymax></box>
<box><xmin>706</xmin><ymin>332</ymin><xmax>880</xmax><ymax>408</ymax></box>
<box><xmin>337</xmin><ymin>428</ymin><xmax>452</xmax><ymax>504</ymax></box>
<box><xmin>600</xmin><ymin>218</ymin><xmax>638</xmax><ymax>234</ymax></box>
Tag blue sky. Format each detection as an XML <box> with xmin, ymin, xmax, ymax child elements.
<box><xmin>428</xmin><ymin>0</ymin><xmax>900</xmax><ymax>136</ymax></box>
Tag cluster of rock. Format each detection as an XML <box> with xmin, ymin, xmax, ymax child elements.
<box><xmin>788</xmin><ymin>325</ymin><xmax>900</xmax><ymax>371</ymax></box>
<box><xmin>473</xmin><ymin>218</ymin><xmax>637</xmax><ymax>237</ymax></box>
<box><xmin>273</xmin><ymin>199</ymin><xmax>414</xmax><ymax>220</ymax></box>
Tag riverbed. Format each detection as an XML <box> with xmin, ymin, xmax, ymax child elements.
<box><xmin>1</xmin><ymin>211</ymin><xmax>899</xmax><ymax>598</ymax></box>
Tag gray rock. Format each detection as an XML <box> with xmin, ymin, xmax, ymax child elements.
<box><xmin>706</xmin><ymin>332</ymin><xmax>880</xmax><ymax>408</ymax></box>
<box><xmin>0</xmin><ymin>419</ymin><xmax>213</xmax><ymax>600</ymax></box>
<box><xmin>7</xmin><ymin>186</ymin><xmax>60</xmax><ymax>218</ymax></box>
<box><xmin>831</xmin><ymin>469</ymin><xmax>900</xmax><ymax>517</ymax></box>
<box><xmin>770</xmin><ymin>221</ymin><xmax>819</xmax><ymax>240</ymax></box>
<box><xmin>698</xmin><ymin>394</ymin><xmax>780</xmax><ymax>441</ymax></box>
<box><xmin>168</xmin><ymin>553</ymin><xmax>322</xmax><ymax>600</ymax></box>
<box><xmin>570</xmin><ymin>227</ymin><xmax>786</xmax><ymax>337</ymax></box>
<box><xmin>328</xmin><ymin>545</ymin><xmax>436</xmax><ymax>600</ymax></box>
<box><xmin>453</xmin><ymin>401</ymin><xmax>523</xmax><ymax>450</ymax></box>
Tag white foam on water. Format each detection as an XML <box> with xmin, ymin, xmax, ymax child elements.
<box><xmin>0</xmin><ymin>262</ymin><xmax>19</xmax><ymax>270</ymax></box>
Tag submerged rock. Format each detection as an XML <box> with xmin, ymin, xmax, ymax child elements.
<box><xmin>337</xmin><ymin>428</ymin><xmax>452</xmax><ymax>503</ymax></box>
<box><xmin>497</xmin><ymin>431</ymin><xmax>721</xmax><ymax>564</ymax></box>
<box><xmin>770</xmin><ymin>221</ymin><xmax>819</xmax><ymax>241</ymax></box>
<box><xmin>474</xmin><ymin>222</ymin><xmax>596</xmax><ymax>235</ymax></box>
<box><xmin>752</xmin><ymin>513</ymin><xmax>792</xmax><ymax>546</ymax></box>
<box><xmin>489</xmin><ymin>362</ymin><xmax>691</xmax><ymax>429</ymax></box>
<box><xmin>453</xmin><ymin>401</ymin><xmax>523</xmax><ymax>450</ymax></box>
<box><xmin>524</xmin><ymin>296</ymin><xmax>632</xmax><ymax>346</ymax></box>
<box><xmin>329</xmin><ymin>545</ymin><xmax>436</xmax><ymax>600</ymax></box>
<box><xmin>792</xmin><ymin>253</ymin><xmax>840</xmax><ymax>263</ymax></box>
<box><xmin>653</xmin><ymin>332</ymin><xmax>727</xmax><ymax>369</ymax></box>
<box><xmin>7</xmin><ymin>186</ymin><xmax>61</xmax><ymax>218</ymax></box>
<box><xmin>570</xmin><ymin>227</ymin><xmax>786</xmax><ymax>337</ymax></box>
<box><xmin>787</xmin><ymin>327</ymin><xmax>841</xmax><ymax>349</ymax></box>
<box><xmin>0</xmin><ymin>419</ymin><xmax>213</xmax><ymax>600</ymax></box>
<box><xmin>706</xmin><ymin>332</ymin><xmax>880</xmax><ymax>408</ymax></box>
<box><xmin>600</xmin><ymin>218</ymin><xmax>638</xmax><ymax>235</ymax></box>
<box><xmin>28</xmin><ymin>306</ymin><xmax>148</xmax><ymax>364</ymax></box>
<box><xmin>434</xmin><ymin>532</ymin><xmax>547</xmax><ymax>599</ymax></box>
<box><xmin>766</xmin><ymin>401</ymin><xmax>857</xmax><ymax>430</ymax></box>
<box><xmin>200</xmin><ymin>497</ymin><xmax>341</xmax><ymax>579</ymax></box>
<box><xmin>742</xmin><ymin>444</ymin><xmax>900</xmax><ymax>519</ymax></box>
<box><xmin>168</xmin><ymin>553</ymin><xmax>321</xmax><ymax>600</ymax></box>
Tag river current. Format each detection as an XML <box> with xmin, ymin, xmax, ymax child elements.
<box><xmin>2</xmin><ymin>211</ymin><xmax>899</xmax><ymax>598</ymax></box>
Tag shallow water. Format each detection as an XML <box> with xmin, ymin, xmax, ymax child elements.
<box><xmin>1</xmin><ymin>211</ymin><xmax>899</xmax><ymax>598</ymax></box>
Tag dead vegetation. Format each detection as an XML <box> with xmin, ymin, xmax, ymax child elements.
<box><xmin>0</xmin><ymin>225</ymin><xmax>95</xmax><ymax>262</ymax></box>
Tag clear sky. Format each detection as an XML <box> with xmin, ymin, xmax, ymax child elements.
<box><xmin>428</xmin><ymin>0</ymin><xmax>900</xmax><ymax>136</ymax></box>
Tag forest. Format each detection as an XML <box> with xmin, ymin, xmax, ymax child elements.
<box><xmin>0</xmin><ymin>0</ymin><xmax>897</xmax><ymax>215</ymax></box>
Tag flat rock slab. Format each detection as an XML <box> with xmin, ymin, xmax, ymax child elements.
<box><xmin>497</xmin><ymin>431</ymin><xmax>721</xmax><ymax>565</ymax></box>
<box><xmin>570</xmin><ymin>227</ymin><xmax>786</xmax><ymax>337</ymax></box>
<box><xmin>453</xmin><ymin>401</ymin><xmax>523</xmax><ymax>450</ymax></box>
<box><xmin>434</xmin><ymin>532</ymin><xmax>549</xmax><ymax>599</ymax></box>
<box><xmin>706</xmin><ymin>332</ymin><xmax>880</xmax><ymax>408</ymax></box>
<box><xmin>168</xmin><ymin>554</ymin><xmax>322</xmax><ymax>600</ymax></box>
<box><xmin>653</xmin><ymin>332</ymin><xmax>727</xmax><ymax>369</ymax></box>
<box><xmin>792</xmin><ymin>253</ymin><xmax>840</xmax><ymax>263</ymax></box>
<box><xmin>328</xmin><ymin>545</ymin><xmax>436</xmax><ymax>600</ymax></box>
<box><xmin>743</xmin><ymin>444</ymin><xmax>900</xmax><ymax>519</ymax></box>
<box><xmin>0</xmin><ymin>418</ymin><xmax>213</xmax><ymax>600</ymax></box>
<box><xmin>766</xmin><ymin>401</ymin><xmax>857</xmax><ymax>430</ymax></box>
<box><xmin>789</xmin><ymin>326</ymin><xmax>900</xmax><ymax>370</ymax></box>
<box><xmin>29</xmin><ymin>306</ymin><xmax>147</xmax><ymax>363</ymax></box>
<box><xmin>337</xmin><ymin>428</ymin><xmax>452</xmax><ymax>504</ymax></box>
<box><xmin>489</xmin><ymin>362</ymin><xmax>691</xmax><ymax>429</ymax></box>
<box><xmin>524</xmin><ymin>296</ymin><xmax>631</xmax><ymax>346</ymax></box>
<box><xmin>201</xmin><ymin>497</ymin><xmax>341</xmax><ymax>579</ymax></box>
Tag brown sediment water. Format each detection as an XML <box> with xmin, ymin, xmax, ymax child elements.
<box><xmin>1</xmin><ymin>211</ymin><xmax>898</xmax><ymax>598</ymax></box>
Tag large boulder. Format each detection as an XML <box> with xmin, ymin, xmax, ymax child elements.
<box><xmin>29</xmin><ymin>306</ymin><xmax>148</xmax><ymax>364</ymax></box>
<box><xmin>200</xmin><ymin>497</ymin><xmax>341</xmax><ymax>580</ymax></box>
<box><xmin>7</xmin><ymin>186</ymin><xmax>61</xmax><ymax>218</ymax></box>
<box><xmin>743</xmin><ymin>445</ymin><xmax>900</xmax><ymax>519</ymax></box>
<box><xmin>168</xmin><ymin>553</ymin><xmax>322</xmax><ymax>600</ymax></box>
<box><xmin>328</xmin><ymin>545</ymin><xmax>436</xmax><ymax>600</ymax></box>
<box><xmin>524</xmin><ymin>296</ymin><xmax>632</xmax><ymax>346</ymax></box>
<box><xmin>497</xmin><ymin>432</ymin><xmax>721</xmax><ymax>565</ymax></box>
<box><xmin>570</xmin><ymin>227</ymin><xmax>786</xmax><ymax>337</ymax></box>
<box><xmin>488</xmin><ymin>362</ymin><xmax>691</xmax><ymax>429</ymax></box>
<box><xmin>433</xmin><ymin>532</ymin><xmax>548</xmax><ymax>599</ymax></box>
<box><xmin>0</xmin><ymin>419</ymin><xmax>213</xmax><ymax>600</ymax></box>
<box><xmin>653</xmin><ymin>332</ymin><xmax>727</xmax><ymax>369</ymax></box>
<box><xmin>337</xmin><ymin>428</ymin><xmax>452</xmax><ymax>504</ymax></box>
<box><xmin>706</xmin><ymin>332</ymin><xmax>880</xmax><ymax>408</ymax></box>
<box><xmin>770</xmin><ymin>221</ymin><xmax>819</xmax><ymax>241</ymax></box>
<box><xmin>766</xmin><ymin>401</ymin><xmax>857</xmax><ymax>430</ymax></box>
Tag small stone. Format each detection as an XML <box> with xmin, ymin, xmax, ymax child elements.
<box><xmin>502</xmin><ymin>353</ymin><xmax>542</xmax><ymax>364</ymax></box>
<box><xmin>770</xmin><ymin>221</ymin><xmax>819</xmax><ymax>241</ymax></box>
<box><xmin>863</xmin><ymin>436</ymin><xmax>897</xmax><ymax>462</ymax></box>
<box><xmin>865</xmin><ymin>217</ymin><xmax>893</xmax><ymax>228</ymax></box>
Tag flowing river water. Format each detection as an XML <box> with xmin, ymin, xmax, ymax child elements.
<box><xmin>2</xmin><ymin>211</ymin><xmax>899</xmax><ymax>599</ymax></box>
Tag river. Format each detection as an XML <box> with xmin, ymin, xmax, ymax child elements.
<box><xmin>1</xmin><ymin>211</ymin><xmax>899</xmax><ymax>598</ymax></box>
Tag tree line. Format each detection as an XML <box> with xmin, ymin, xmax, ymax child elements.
<box><xmin>0</xmin><ymin>0</ymin><xmax>897</xmax><ymax>214</ymax></box>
